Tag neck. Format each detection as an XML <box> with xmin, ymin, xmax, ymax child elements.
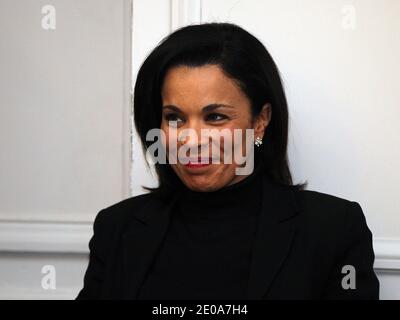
<box><xmin>175</xmin><ymin>159</ymin><xmax>265</xmax><ymax>221</ymax></box>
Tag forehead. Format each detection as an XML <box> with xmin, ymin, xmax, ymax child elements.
<box><xmin>161</xmin><ymin>64</ymin><xmax>248</xmax><ymax>107</ymax></box>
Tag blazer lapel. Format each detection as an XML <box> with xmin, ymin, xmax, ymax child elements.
<box><xmin>246</xmin><ymin>175</ymin><xmax>300</xmax><ymax>299</ymax></box>
<box><xmin>121</xmin><ymin>193</ymin><xmax>179</xmax><ymax>299</ymax></box>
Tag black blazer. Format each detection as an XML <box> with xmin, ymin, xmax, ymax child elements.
<box><xmin>76</xmin><ymin>175</ymin><xmax>379</xmax><ymax>300</ymax></box>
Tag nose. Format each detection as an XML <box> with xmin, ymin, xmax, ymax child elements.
<box><xmin>178</xmin><ymin>122</ymin><xmax>210</xmax><ymax>153</ymax></box>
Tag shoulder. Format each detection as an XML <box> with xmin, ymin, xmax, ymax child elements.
<box><xmin>292</xmin><ymin>188</ymin><xmax>370</xmax><ymax>242</ymax></box>
<box><xmin>294</xmin><ymin>188</ymin><xmax>365</xmax><ymax>220</ymax></box>
<box><xmin>91</xmin><ymin>192</ymin><xmax>165</xmax><ymax>229</ymax></box>
<box><xmin>294</xmin><ymin>188</ymin><xmax>352</xmax><ymax>212</ymax></box>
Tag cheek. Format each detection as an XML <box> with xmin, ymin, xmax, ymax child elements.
<box><xmin>216</xmin><ymin>122</ymin><xmax>252</xmax><ymax>159</ymax></box>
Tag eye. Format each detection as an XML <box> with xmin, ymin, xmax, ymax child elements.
<box><xmin>164</xmin><ymin>113</ymin><xmax>184</xmax><ymax>126</ymax></box>
<box><xmin>206</xmin><ymin>113</ymin><xmax>228</xmax><ymax>122</ymax></box>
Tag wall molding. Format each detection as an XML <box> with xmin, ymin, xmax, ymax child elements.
<box><xmin>0</xmin><ymin>287</ymin><xmax>77</xmax><ymax>300</ymax></box>
<box><xmin>170</xmin><ymin>0</ymin><xmax>202</xmax><ymax>32</ymax></box>
<box><xmin>0</xmin><ymin>213</ymin><xmax>95</xmax><ymax>224</ymax></box>
<box><xmin>373</xmin><ymin>239</ymin><xmax>400</xmax><ymax>271</ymax></box>
<box><xmin>0</xmin><ymin>221</ymin><xmax>92</xmax><ymax>254</ymax></box>
<box><xmin>0</xmin><ymin>221</ymin><xmax>399</xmax><ymax>271</ymax></box>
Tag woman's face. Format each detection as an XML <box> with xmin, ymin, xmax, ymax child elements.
<box><xmin>160</xmin><ymin>64</ymin><xmax>270</xmax><ymax>192</ymax></box>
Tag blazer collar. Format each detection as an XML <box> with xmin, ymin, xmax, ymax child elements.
<box><xmin>121</xmin><ymin>174</ymin><xmax>300</xmax><ymax>299</ymax></box>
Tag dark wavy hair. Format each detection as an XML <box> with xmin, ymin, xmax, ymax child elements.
<box><xmin>133</xmin><ymin>22</ymin><xmax>307</xmax><ymax>196</ymax></box>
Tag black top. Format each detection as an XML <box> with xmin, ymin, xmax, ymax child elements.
<box><xmin>77</xmin><ymin>157</ymin><xmax>380</xmax><ymax>300</ymax></box>
<box><xmin>137</xmin><ymin>162</ymin><xmax>264</xmax><ymax>300</ymax></box>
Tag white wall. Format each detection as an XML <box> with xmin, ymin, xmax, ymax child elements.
<box><xmin>0</xmin><ymin>0</ymin><xmax>399</xmax><ymax>299</ymax></box>
<box><xmin>0</xmin><ymin>0</ymin><xmax>132</xmax><ymax>299</ymax></box>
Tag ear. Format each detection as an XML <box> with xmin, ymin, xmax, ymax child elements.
<box><xmin>253</xmin><ymin>103</ymin><xmax>272</xmax><ymax>139</ymax></box>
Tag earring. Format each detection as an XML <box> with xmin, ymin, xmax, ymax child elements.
<box><xmin>255</xmin><ymin>136</ymin><xmax>263</xmax><ymax>147</ymax></box>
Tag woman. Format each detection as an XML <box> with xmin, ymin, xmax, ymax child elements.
<box><xmin>76</xmin><ymin>22</ymin><xmax>379</xmax><ymax>300</ymax></box>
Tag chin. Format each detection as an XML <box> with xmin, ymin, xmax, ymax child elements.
<box><xmin>184</xmin><ymin>177</ymin><xmax>221</xmax><ymax>192</ymax></box>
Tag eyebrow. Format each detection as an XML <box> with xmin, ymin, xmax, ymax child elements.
<box><xmin>162</xmin><ymin>103</ymin><xmax>235</xmax><ymax>113</ymax></box>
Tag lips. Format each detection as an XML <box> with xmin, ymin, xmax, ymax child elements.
<box><xmin>188</xmin><ymin>157</ymin><xmax>212</xmax><ymax>164</ymax></box>
<box><xmin>183</xmin><ymin>157</ymin><xmax>215</xmax><ymax>168</ymax></box>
